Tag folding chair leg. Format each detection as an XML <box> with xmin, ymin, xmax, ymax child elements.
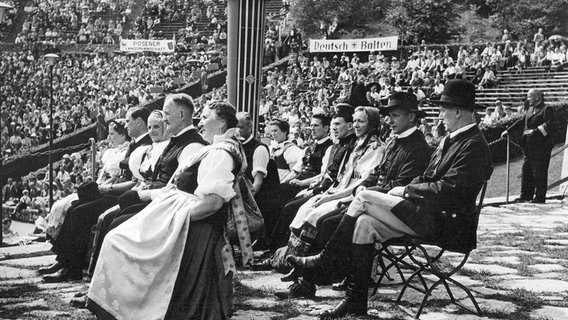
<box><xmin>396</xmin><ymin>266</ymin><xmax>425</xmax><ymax>303</ymax></box>
<box><xmin>448</xmin><ymin>278</ymin><xmax>483</xmax><ymax>316</ymax></box>
<box><xmin>416</xmin><ymin>278</ymin><xmax>444</xmax><ymax>319</ymax></box>
<box><xmin>442</xmin><ymin>279</ymin><xmax>456</xmax><ymax>302</ymax></box>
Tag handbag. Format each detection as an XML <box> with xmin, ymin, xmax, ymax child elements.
<box><xmin>226</xmin><ymin>176</ymin><xmax>264</xmax><ymax>240</ymax></box>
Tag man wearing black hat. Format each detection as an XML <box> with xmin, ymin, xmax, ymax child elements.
<box><xmin>287</xmin><ymin>80</ymin><xmax>493</xmax><ymax>319</ymax></box>
<box><xmin>277</xmin><ymin>92</ymin><xmax>431</xmax><ymax>299</ymax></box>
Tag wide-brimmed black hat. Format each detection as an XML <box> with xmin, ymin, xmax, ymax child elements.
<box><xmin>427</xmin><ymin>79</ymin><xmax>485</xmax><ymax>110</ymax></box>
<box><xmin>380</xmin><ymin>92</ymin><xmax>426</xmax><ymax>118</ymax></box>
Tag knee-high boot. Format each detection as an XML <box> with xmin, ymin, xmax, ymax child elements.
<box><xmin>319</xmin><ymin>244</ymin><xmax>374</xmax><ymax>319</ymax></box>
<box><xmin>286</xmin><ymin>214</ymin><xmax>357</xmax><ymax>270</ymax></box>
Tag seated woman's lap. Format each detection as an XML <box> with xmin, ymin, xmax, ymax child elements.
<box><xmin>108</xmin><ymin>203</ymin><xmax>150</xmax><ymax>231</ymax></box>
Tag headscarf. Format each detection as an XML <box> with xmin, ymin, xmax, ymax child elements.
<box><xmin>147</xmin><ymin>109</ymin><xmax>172</xmax><ymax>142</ymax></box>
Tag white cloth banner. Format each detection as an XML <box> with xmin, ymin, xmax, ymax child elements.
<box><xmin>309</xmin><ymin>36</ymin><xmax>398</xmax><ymax>53</ymax></box>
<box><xmin>120</xmin><ymin>39</ymin><xmax>175</xmax><ymax>53</ymax></box>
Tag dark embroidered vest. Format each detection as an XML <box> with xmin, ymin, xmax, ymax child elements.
<box><xmin>119</xmin><ymin>133</ymin><xmax>153</xmax><ymax>181</ymax></box>
<box><xmin>274</xmin><ymin>153</ymin><xmax>288</xmax><ymax>171</ymax></box>
<box><xmin>150</xmin><ymin>128</ymin><xmax>207</xmax><ymax>189</ymax></box>
<box><xmin>325</xmin><ymin>133</ymin><xmax>357</xmax><ymax>182</ymax></box>
<box><xmin>297</xmin><ymin>138</ymin><xmax>333</xmax><ymax>180</ymax></box>
<box><xmin>311</xmin><ymin>133</ymin><xmax>357</xmax><ymax>194</ymax></box>
<box><xmin>242</xmin><ymin>138</ymin><xmax>280</xmax><ymax>195</ymax></box>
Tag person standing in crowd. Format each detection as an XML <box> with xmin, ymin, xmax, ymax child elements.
<box><xmin>269</xmin><ymin>119</ymin><xmax>304</xmax><ymax>181</ymax></box>
<box><xmin>287</xmin><ymin>80</ymin><xmax>493</xmax><ymax>318</ymax></box>
<box><xmin>502</xmin><ymin>89</ymin><xmax>555</xmax><ymax>203</ymax></box>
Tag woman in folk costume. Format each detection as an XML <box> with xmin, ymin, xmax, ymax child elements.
<box><xmin>45</xmin><ymin>119</ymin><xmax>130</xmax><ymax>241</ymax></box>
<box><xmin>87</xmin><ymin>109</ymin><xmax>172</xmax><ymax>276</ymax></box>
<box><xmin>281</xmin><ymin>107</ymin><xmax>384</xmax><ymax>288</ymax></box>
<box><xmin>87</xmin><ymin>101</ymin><xmax>254</xmax><ymax>320</ymax></box>
<box><xmin>268</xmin><ymin>118</ymin><xmax>304</xmax><ymax>181</ymax></box>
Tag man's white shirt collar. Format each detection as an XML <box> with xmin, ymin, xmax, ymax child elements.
<box><xmin>133</xmin><ymin>132</ymin><xmax>149</xmax><ymax>143</ymax></box>
<box><xmin>243</xmin><ymin>135</ymin><xmax>254</xmax><ymax>144</ymax></box>
<box><xmin>174</xmin><ymin>125</ymin><xmax>195</xmax><ymax>138</ymax></box>
<box><xmin>394</xmin><ymin>126</ymin><xmax>417</xmax><ymax>139</ymax></box>
<box><xmin>316</xmin><ymin>136</ymin><xmax>330</xmax><ymax>145</ymax></box>
<box><xmin>449</xmin><ymin>123</ymin><xmax>476</xmax><ymax>139</ymax></box>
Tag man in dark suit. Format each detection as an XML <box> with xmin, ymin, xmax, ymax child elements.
<box><xmin>502</xmin><ymin>89</ymin><xmax>555</xmax><ymax>203</ymax></box>
<box><xmin>288</xmin><ymin>80</ymin><xmax>493</xmax><ymax>319</ymax></box>
<box><xmin>39</xmin><ymin>107</ymin><xmax>154</xmax><ymax>282</ymax></box>
<box><xmin>277</xmin><ymin>92</ymin><xmax>431</xmax><ymax>299</ymax></box>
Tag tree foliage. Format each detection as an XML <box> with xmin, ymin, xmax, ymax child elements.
<box><xmin>486</xmin><ymin>0</ymin><xmax>568</xmax><ymax>40</ymax></box>
<box><xmin>287</xmin><ymin>0</ymin><xmax>388</xmax><ymax>39</ymax></box>
<box><xmin>386</xmin><ymin>0</ymin><xmax>463</xmax><ymax>45</ymax></box>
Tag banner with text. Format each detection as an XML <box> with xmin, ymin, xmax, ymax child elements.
<box><xmin>120</xmin><ymin>39</ymin><xmax>175</xmax><ymax>53</ymax></box>
<box><xmin>309</xmin><ymin>36</ymin><xmax>398</xmax><ymax>53</ymax></box>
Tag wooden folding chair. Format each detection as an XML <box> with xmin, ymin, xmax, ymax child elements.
<box><xmin>373</xmin><ymin>180</ymin><xmax>489</xmax><ymax>319</ymax></box>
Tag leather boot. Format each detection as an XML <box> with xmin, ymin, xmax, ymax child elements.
<box><xmin>320</xmin><ymin>244</ymin><xmax>374</xmax><ymax>319</ymax></box>
<box><xmin>38</xmin><ymin>262</ymin><xmax>65</xmax><ymax>275</ymax></box>
<box><xmin>287</xmin><ymin>215</ymin><xmax>357</xmax><ymax>270</ymax></box>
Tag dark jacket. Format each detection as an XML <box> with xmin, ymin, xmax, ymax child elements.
<box><xmin>506</xmin><ymin>101</ymin><xmax>555</xmax><ymax>155</ymax></box>
<box><xmin>522</xmin><ymin>102</ymin><xmax>555</xmax><ymax>153</ymax></box>
<box><xmin>392</xmin><ymin>125</ymin><xmax>493</xmax><ymax>253</ymax></box>
<box><xmin>311</xmin><ymin>133</ymin><xmax>357</xmax><ymax>194</ymax></box>
<box><xmin>119</xmin><ymin>133</ymin><xmax>153</xmax><ymax>181</ymax></box>
<box><xmin>360</xmin><ymin>129</ymin><xmax>430</xmax><ymax>193</ymax></box>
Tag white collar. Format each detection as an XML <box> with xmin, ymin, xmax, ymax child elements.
<box><xmin>243</xmin><ymin>135</ymin><xmax>254</xmax><ymax>144</ymax></box>
<box><xmin>173</xmin><ymin>125</ymin><xmax>195</xmax><ymax>137</ymax></box>
<box><xmin>133</xmin><ymin>132</ymin><xmax>148</xmax><ymax>143</ymax></box>
<box><xmin>449</xmin><ymin>123</ymin><xmax>476</xmax><ymax>139</ymax></box>
<box><xmin>212</xmin><ymin>134</ymin><xmax>226</xmax><ymax>144</ymax></box>
<box><xmin>394</xmin><ymin>126</ymin><xmax>417</xmax><ymax>139</ymax></box>
<box><xmin>315</xmin><ymin>136</ymin><xmax>330</xmax><ymax>145</ymax></box>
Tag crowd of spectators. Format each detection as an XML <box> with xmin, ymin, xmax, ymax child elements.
<box><xmin>0</xmin><ymin>50</ymin><xmax>217</xmax><ymax>159</ymax></box>
<box><xmin>132</xmin><ymin>0</ymin><xmax>226</xmax><ymax>43</ymax></box>
<box><xmin>0</xmin><ymin>0</ymin><xmax>17</xmax><ymax>38</ymax></box>
<box><xmin>14</xmin><ymin>0</ymin><xmax>132</xmax><ymax>45</ymax></box>
<box><xmin>1</xmin><ymin>148</ymin><xmax>94</xmax><ymax>216</ymax></box>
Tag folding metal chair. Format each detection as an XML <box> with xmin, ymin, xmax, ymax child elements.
<box><xmin>373</xmin><ymin>180</ymin><xmax>489</xmax><ymax>319</ymax></box>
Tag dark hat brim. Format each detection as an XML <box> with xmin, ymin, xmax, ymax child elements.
<box><xmin>380</xmin><ymin>105</ymin><xmax>427</xmax><ymax>118</ymax></box>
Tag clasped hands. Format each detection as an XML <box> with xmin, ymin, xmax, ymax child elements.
<box><xmin>501</xmin><ymin>129</ymin><xmax>535</xmax><ymax>139</ymax></box>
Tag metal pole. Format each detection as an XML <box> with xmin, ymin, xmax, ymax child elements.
<box><xmin>90</xmin><ymin>138</ymin><xmax>96</xmax><ymax>181</ymax></box>
<box><xmin>0</xmin><ymin>115</ymin><xmax>3</xmax><ymax>245</ymax></box>
<box><xmin>49</xmin><ymin>65</ymin><xmax>54</xmax><ymax>209</ymax></box>
<box><xmin>506</xmin><ymin>135</ymin><xmax>510</xmax><ymax>204</ymax></box>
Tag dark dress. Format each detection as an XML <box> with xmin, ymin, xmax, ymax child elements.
<box><xmin>87</xmin><ymin>145</ymin><xmax>240</xmax><ymax>320</ymax></box>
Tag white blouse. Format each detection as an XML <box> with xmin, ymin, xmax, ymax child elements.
<box><xmin>97</xmin><ymin>142</ymin><xmax>129</xmax><ymax>184</ymax></box>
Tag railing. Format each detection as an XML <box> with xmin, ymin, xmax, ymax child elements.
<box><xmin>546</xmin><ymin>143</ymin><xmax>568</xmax><ymax>191</ymax></box>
